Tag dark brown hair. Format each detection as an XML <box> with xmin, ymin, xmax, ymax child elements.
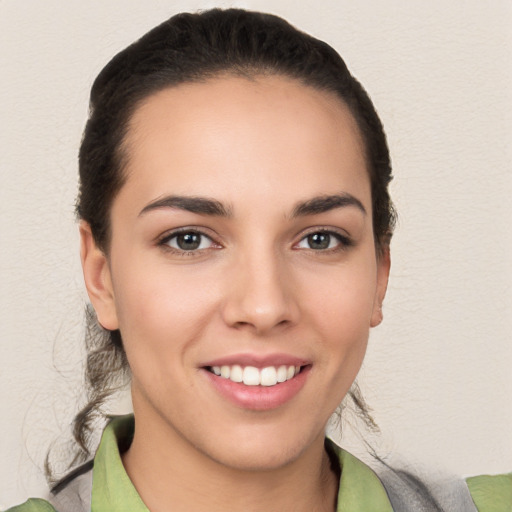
<box><xmin>56</xmin><ymin>7</ymin><xmax>395</xmax><ymax>478</ymax></box>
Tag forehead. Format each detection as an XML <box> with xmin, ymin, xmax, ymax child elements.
<box><xmin>119</xmin><ymin>75</ymin><xmax>370</xmax><ymax>211</ymax></box>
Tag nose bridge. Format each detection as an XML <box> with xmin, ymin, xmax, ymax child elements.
<box><xmin>222</xmin><ymin>239</ymin><xmax>297</xmax><ymax>332</ymax></box>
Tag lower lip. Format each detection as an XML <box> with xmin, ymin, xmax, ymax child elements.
<box><xmin>202</xmin><ymin>366</ymin><xmax>311</xmax><ymax>411</ymax></box>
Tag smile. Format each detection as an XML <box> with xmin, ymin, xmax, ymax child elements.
<box><xmin>209</xmin><ymin>365</ymin><xmax>302</xmax><ymax>387</ymax></box>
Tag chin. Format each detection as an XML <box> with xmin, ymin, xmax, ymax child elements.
<box><xmin>194</xmin><ymin>422</ymin><xmax>325</xmax><ymax>473</ymax></box>
<box><xmin>206</xmin><ymin>444</ymin><xmax>304</xmax><ymax>472</ymax></box>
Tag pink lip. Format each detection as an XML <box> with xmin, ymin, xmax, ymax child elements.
<box><xmin>201</xmin><ymin>364</ymin><xmax>311</xmax><ymax>411</ymax></box>
<box><xmin>202</xmin><ymin>352</ymin><xmax>309</xmax><ymax>368</ymax></box>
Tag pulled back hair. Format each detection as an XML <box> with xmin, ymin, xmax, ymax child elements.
<box><xmin>57</xmin><ymin>8</ymin><xmax>395</xmax><ymax>478</ymax></box>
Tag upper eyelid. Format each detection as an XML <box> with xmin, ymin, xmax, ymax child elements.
<box><xmin>295</xmin><ymin>226</ymin><xmax>351</xmax><ymax>240</ymax></box>
<box><xmin>155</xmin><ymin>225</ymin><xmax>352</xmax><ymax>247</ymax></box>
<box><xmin>293</xmin><ymin>227</ymin><xmax>353</xmax><ymax>249</ymax></box>
<box><xmin>157</xmin><ymin>229</ymin><xmax>222</xmax><ymax>256</ymax></box>
<box><xmin>157</xmin><ymin>226</ymin><xmax>218</xmax><ymax>243</ymax></box>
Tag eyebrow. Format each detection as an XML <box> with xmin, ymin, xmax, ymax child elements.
<box><xmin>138</xmin><ymin>192</ymin><xmax>366</xmax><ymax>218</ymax></box>
<box><xmin>291</xmin><ymin>193</ymin><xmax>366</xmax><ymax>217</ymax></box>
<box><xmin>139</xmin><ymin>195</ymin><xmax>231</xmax><ymax>217</ymax></box>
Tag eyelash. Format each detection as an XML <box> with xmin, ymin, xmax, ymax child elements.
<box><xmin>294</xmin><ymin>229</ymin><xmax>353</xmax><ymax>252</ymax></box>
<box><xmin>157</xmin><ymin>227</ymin><xmax>353</xmax><ymax>256</ymax></box>
<box><xmin>158</xmin><ymin>228</ymin><xmax>220</xmax><ymax>255</ymax></box>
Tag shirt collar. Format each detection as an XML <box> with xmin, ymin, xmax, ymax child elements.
<box><xmin>91</xmin><ymin>415</ymin><xmax>148</xmax><ymax>511</ymax></box>
<box><xmin>91</xmin><ymin>415</ymin><xmax>393</xmax><ymax>511</ymax></box>
<box><xmin>326</xmin><ymin>440</ymin><xmax>394</xmax><ymax>511</ymax></box>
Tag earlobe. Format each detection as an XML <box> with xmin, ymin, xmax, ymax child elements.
<box><xmin>79</xmin><ymin>221</ymin><xmax>119</xmax><ymax>331</ymax></box>
<box><xmin>370</xmin><ymin>247</ymin><xmax>391</xmax><ymax>328</ymax></box>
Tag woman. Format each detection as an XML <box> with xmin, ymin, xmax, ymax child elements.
<box><xmin>8</xmin><ymin>8</ymin><xmax>510</xmax><ymax>512</ymax></box>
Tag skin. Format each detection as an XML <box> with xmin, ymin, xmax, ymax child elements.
<box><xmin>81</xmin><ymin>75</ymin><xmax>390</xmax><ymax>512</ymax></box>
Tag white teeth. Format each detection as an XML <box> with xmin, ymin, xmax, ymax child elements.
<box><xmin>210</xmin><ymin>364</ymin><xmax>302</xmax><ymax>386</ymax></box>
<box><xmin>260</xmin><ymin>367</ymin><xmax>277</xmax><ymax>386</ymax></box>
<box><xmin>276</xmin><ymin>365</ymin><xmax>288</xmax><ymax>383</ymax></box>
<box><xmin>243</xmin><ymin>366</ymin><xmax>260</xmax><ymax>386</ymax></box>
<box><xmin>230</xmin><ymin>364</ymin><xmax>243</xmax><ymax>383</ymax></box>
<box><xmin>220</xmin><ymin>365</ymin><xmax>230</xmax><ymax>379</ymax></box>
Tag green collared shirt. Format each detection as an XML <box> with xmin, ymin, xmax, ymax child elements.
<box><xmin>9</xmin><ymin>415</ymin><xmax>511</xmax><ymax>511</ymax></box>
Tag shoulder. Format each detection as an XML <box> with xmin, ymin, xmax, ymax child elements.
<box><xmin>4</xmin><ymin>498</ymin><xmax>57</xmax><ymax>512</ymax></box>
<box><xmin>466</xmin><ymin>473</ymin><xmax>512</xmax><ymax>512</ymax></box>
<box><xmin>4</xmin><ymin>460</ymin><xmax>93</xmax><ymax>512</ymax></box>
<box><xmin>328</xmin><ymin>438</ymin><xmax>512</xmax><ymax>511</ymax></box>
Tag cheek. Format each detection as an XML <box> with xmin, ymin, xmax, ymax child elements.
<box><xmin>298</xmin><ymin>255</ymin><xmax>377</xmax><ymax>387</ymax></box>
<box><xmin>302</xmin><ymin>258</ymin><xmax>378</xmax><ymax>330</ymax></box>
<box><xmin>110</xmin><ymin>258</ymin><xmax>222</xmax><ymax>355</ymax></box>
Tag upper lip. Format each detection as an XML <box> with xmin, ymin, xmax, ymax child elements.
<box><xmin>202</xmin><ymin>353</ymin><xmax>310</xmax><ymax>368</ymax></box>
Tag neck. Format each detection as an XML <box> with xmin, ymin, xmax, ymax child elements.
<box><xmin>122</xmin><ymin>410</ymin><xmax>338</xmax><ymax>512</ymax></box>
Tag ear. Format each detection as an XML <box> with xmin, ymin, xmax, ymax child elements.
<box><xmin>79</xmin><ymin>221</ymin><xmax>119</xmax><ymax>330</ymax></box>
<box><xmin>370</xmin><ymin>246</ymin><xmax>391</xmax><ymax>328</ymax></box>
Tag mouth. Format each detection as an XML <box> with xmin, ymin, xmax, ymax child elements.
<box><xmin>202</xmin><ymin>358</ymin><xmax>311</xmax><ymax>410</ymax></box>
<box><xmin>207</xmin><ymin>364</ymin><xmax>304</xmax><ymax>387</ymax></box>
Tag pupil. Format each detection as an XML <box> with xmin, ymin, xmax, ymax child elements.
<box><xmin>308</xmin><ymin>233</ymin><xmax>330</xmax><ymax>249</ymax></box>
<box><xmin>177</xmin><ymin>233</ymin><xmax>201</xmax><ymax>250</ymax></box>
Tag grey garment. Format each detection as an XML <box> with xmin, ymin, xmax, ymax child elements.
<box><xmin>47</xmin><ymin>461</ymin><xmax>93</xmax><ymax>512</ymax></box>
<box><xmin>375</xmin><ymin>464</ymin><xmax>479</xmax><ymax>512</ymax></box>
<box><xmin>45</xmin><ymin>457</ymin><xmax>479</xmax><ymax>512</ymax></box>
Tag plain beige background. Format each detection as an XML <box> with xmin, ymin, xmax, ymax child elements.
<box><xmin>1</xmin><ymin>0</ymin><xmax>511</xmax><ymax>508</ymax></box>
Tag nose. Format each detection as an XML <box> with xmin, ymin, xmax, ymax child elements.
<box><xmin>221</xmin><ymin>248</ymin><xmax>300</xmax><ymax>335</ymax></box>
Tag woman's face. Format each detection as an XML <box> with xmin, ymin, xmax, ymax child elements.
<box><xmin>82</xmin><ymin>75</ymin><xmax>389</xmax><ymax>471</ymax></box>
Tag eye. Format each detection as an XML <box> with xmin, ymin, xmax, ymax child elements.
<box><xmin>296</xmin><ymin>231</ymin><xmax>350</xmax><ymax>251</ymax></box>
<box><xmin>162</xmin><ymin>231</ymin><xmax>215</xmax><ymax>252</ymax></box>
